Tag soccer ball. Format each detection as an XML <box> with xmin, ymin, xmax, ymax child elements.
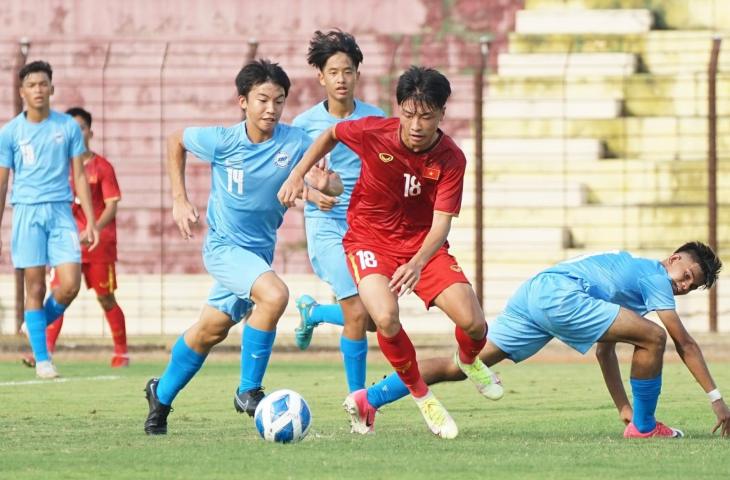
<box><xmin>254</xmin><ymin>389</ymin><xmax>312</xmax><ymax>443</ymax></box>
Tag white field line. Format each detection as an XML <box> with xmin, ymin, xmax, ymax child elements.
<box><xmin>0</xmin><ymin>375</ymin><xmax>120</xmax><ymax>387</ymax></box>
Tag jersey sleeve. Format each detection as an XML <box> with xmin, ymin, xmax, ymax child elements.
<box><xmin>0</xmin><ymin>124</ymin><xmax>13</xmax><ymax>169</ymax></box>
<box><xmin>67</xmin><ymin>120</ymin><xmax>86</xmax><ymax>158</ymax></box>
<box><xmin>334</xmin><ymin>117</ymin><xmax>369</xmax><ymax>158</ymax></box>
<box><xmin>638</xmin><ymin>274</ymin><xmax>676</xmax><ymax>312</ymax></box>
<box><xmin>433</xmin><ymin>150</ymin><xmax>466</xmax><ymax>216</ymax></box>
<box><xmin>183</xmin><ymin>126</ymin><xmax>221</xmax><ymax>163</ymax></box>
<box><xmin>99</xmin><ymin>160</ymin><xmax>122</xmax><ymax>201</ymax></box>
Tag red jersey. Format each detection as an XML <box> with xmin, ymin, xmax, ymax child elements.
<box><xmin>71</xmin><ymin>154</ymin><xmax>121</xmax><ymax>263</ymax></box>
<box><xmin>335</xmin><ymin>116</ymin><xmax>465</xmax><ymax>256</ymax></box>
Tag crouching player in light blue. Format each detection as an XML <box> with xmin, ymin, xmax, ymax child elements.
<box><xmin>0</xmin><ymin>60</ymin><xmax>99</xmax><ymax>379</ymax></box>
<box><xmin>346</xmin><ymin>243</ymin><xmax>730</xmax><ymax>438</ymax></box>
<box><xmin>143</xmin><ymin>59</ymin><xmax>342</xmax><ymax>435</ymax></box>
<box><xmin>292</xmin><ymin>30</ymin><xmax>385</xmax><ymax>401</ymax></box>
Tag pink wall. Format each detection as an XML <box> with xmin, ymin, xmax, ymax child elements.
<box><xmin>0</xmin><ymin>0</ymin><xmax>523</xmax><ymax>274</ymax></box>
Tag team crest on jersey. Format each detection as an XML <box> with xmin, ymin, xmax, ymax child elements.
<box><xmin>450</xmin><ymin>264</ymin><xmax>462</xmax><ymax>272</ymax></box>
<box><xmin>378</xmin><ymin>152</ymin><xmax>394</xmax><ymax>163</ymax></box>
<box><xmin>54</xmin><ymin>131</ymin><xmax>64</xmax><ymax>144</ymax></box>
<box><xmin>274</xmin><ymin>151</ymin><xmax>290</xmax><ymax>168</ymax></box>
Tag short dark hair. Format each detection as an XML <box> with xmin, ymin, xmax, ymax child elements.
<box><xmin>396</xmin><ymin>66</ymin><xmax>451</xmax><ymax>111</ymax></box>
<box><xmin>66</xmin><ymin>107</ymin><xmax>92</xmax><ymax>128</ymax></box>
<box><xmin>19</xmin><ymin>60</ymin><xmax>53</xmax><ymax>82</ymax></box>
<box><xmin>675</xmin><ymin>241</ymin><xmax>722</xmax><ymax>289</ymax></box>
<box><xmin>306</xmin><ymin>29</ymin><xmax>363</xmax><ymax>71</ymax></box>
<box><xmin>235</xmin><ymin>59</ymin><xmax>291</xmax><ymax>97</ymax></box>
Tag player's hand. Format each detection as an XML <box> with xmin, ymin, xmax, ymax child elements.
<box><xmin>277</xmin><ymin>173</ymin><xmax>305</xmax><ymax>208</ymax></box>
<box><xmin>304</xmin><ymin>159</ymin><xmax>331</xmax><ymax>192</ymax></box>
<box><xmin>619</xmin><ymin>405</ymin><xmax>633</xmax><ymax>425</ymax></box>
<box><xmin>173</xmin><ymin>198</ymin><xmax>199</xmax><ymax>240</ymax></box>
<box><xmin>711</xmin><ymin>398</ymin><xmax>730</xmax><ymax>437</ymax></box>
<box><xmin>389</xmin><ymin>261</ymin><xmax>422</xmax><ymax>297</ymax></box>
<box><xmin>306</xmin><ymin>188</ymin><xmax>338</xmax><ymax>211</ymax></box>
<box><xmin>85</xmin><ymin>224</ymin><xmax>100</xmax><ymax>251</ymax></box>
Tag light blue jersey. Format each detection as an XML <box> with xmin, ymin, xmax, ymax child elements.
<box><xmin>0</xmin><ymin>110</ymin><xmax>85</xmax><ymax>204</ymax></box>
<box><xmin>489</xmin><ymin>251</ymin><xmax>675</xmax><ymax>362</ymax></box>
<box><xmin>542</xmin><ymin>250</ymin><xmax>675</xmax><ymax>314</ymax></box>
<box><xmin>183</xmin><ymin>121</ymin><xmax>311</xmax><ymax>321</ymax></box>
<box><xmin>293</xmin><ymin>100</ymin><xmax>384</xmax><ymax>219</ymax></box>
<box><xmin>184</xmin><ymin>122</ymin><xmax>312</xmax><ymax>251</ymax></box>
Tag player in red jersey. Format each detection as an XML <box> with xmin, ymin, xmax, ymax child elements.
<box><xmin>279</xmin><ymin>66</ymin><xmax>503</xmax><ymax>439</ymax></box>
<box><xmin>25</xmin><ymin>107</ymin><xmax>129</xmax><ymax>368</ymax></box>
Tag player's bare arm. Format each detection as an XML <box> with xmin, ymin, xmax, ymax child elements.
<box><xmin>656</xmin><ymin>309</ymin><xmax>730</xmax><ymax>436</ymax></box>
<box><xmin>389</xmin><ymin>212</ymin><xmax>453</xmax><ymax>296</ymax></box>
<box><xmin>167</xmin><ymin>130</ymin><xmax>199</xmax><ymax>240</ymax></box>
<box><xmin>72</xmin><ymin>154</ymin><xmax>99</xmax><ymax>251</ymax></box>
<box><xmin>595</xmin><ymin>342</ymin><xmax>632</xmax><ymax>424</ymax></box>
<box><xmin>278</xmin><ymin>126</ymin><xmax>339</xmax><ymax>206</ymax></box>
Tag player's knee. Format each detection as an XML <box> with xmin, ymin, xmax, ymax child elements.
<box><xmin>96</xmin><ymin>294</ymin><xmax>116</xmax><ymax>311</ymax></box>
<box><xmin>25</xmin><ymin>281</ymin><xmax>47</xmax><ymax>302</ymax></box>
<box><xmin>462</xmin><ymin>319</ymin><xmax>487</xmax><ymax>339</ymax></box>
<box><xmin>371</xmin><ymin>311</ymin><xmax>400</xmax><ymax>336</ymax></box>
<box><xmin>257</xmin><ymin>283</ymin><xmax>289</xmax><ymax>316</ymax></box>
<box><xmin>57</xmin><ymin>283</ymin><xmax>81</xmax><ymax>303</ymax></box>
<box><xmin>645</xmin><ymin>324</ymin><xmax>667</xmax><ymax>353</ymax></box>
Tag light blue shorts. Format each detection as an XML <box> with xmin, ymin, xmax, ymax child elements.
<box><xmin>487</xmin><ymin>273</ymin><xmax>619</xmax><ymax>362</ymax></box>
<box><xmin>202</xmin><ymin>233</ymin><xmax>273</xmax><ymax>323</ymax></box>
<box><xmin>305</xmin><ymin>216</ymin><xmax>357</xmax><ymax>300</ymax></box>
<box><xmin>11</xmin><ymin>202</ymin><xmax>81</xmax><ymax>268</ymax></box>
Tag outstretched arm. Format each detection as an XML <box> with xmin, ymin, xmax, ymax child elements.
<box><xmin>657</xmin><ymin>309</ymin><xmax>730</xmax><ymax>436</ymax></box>
<box><xmin>595</xmin><ymin>342</ymin><xmax>632</xmax><ymax>425</ymax></box>
<box><xmin>278</xmin><ymin>126</ymin><xmax>340</xmax><ymax>207</ymax></box>
<box><xmin>167</xmin><ymin>130</ymin><xmax>199</xmax><ymax>240</ymax></box>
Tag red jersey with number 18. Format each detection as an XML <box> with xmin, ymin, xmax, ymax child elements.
<box><xmin>334</xmin><ymin>116</ymin><xmax>465</xmax><ymax>257</ymax></box>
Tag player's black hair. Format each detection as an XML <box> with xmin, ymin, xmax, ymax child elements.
<box><xmin>235</xmin><ymin>59</ymin><xmax>291</xmax><ymax>98</ymax></box>
<box><xmin>306</xmin><ymin>29</ymin><xmax>363</xmax><ymax>71</ymax></box>
<box><xmin>396</xmin><ymin>66</ymin><xmax>451</xmax><ymax>111</ymax></box>
<box><xmin>66</xmin><ymin>107</ymin><xmax>92</xmax><ymax>128</ymax></box>
<box><xmin>19</xmin><ymin>60</ymin><xmax>53</xmax><ymax>82</ymax></box>
<box><xmin>674</xmin><ymin>241</ymin><xmax>722</xmax><ymax>289</ymax></box>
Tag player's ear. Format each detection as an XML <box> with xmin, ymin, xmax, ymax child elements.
<box><xmin>49</xmin><ymin>84</ymin><xmax>55</xmax><ymax>96</ymax></box>
<box><xmin>238</xmin><ymin>95</ymin><xmax>247</xmax><ymax>112</ymax></box>
<box><xmin>317</xmin><ymin>70</ymin><xmax>326</xmax><ymax>87</ymax></box>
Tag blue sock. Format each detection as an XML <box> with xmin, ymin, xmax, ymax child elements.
<box><xmin>310</xmin><ymin>304</ymin><xmax>344</xmax><ymax>326</ymax></box>
<box><xmin>25</xmin><ymin>309</ymin><xmax>50</xmax><ymax>362</ymax></box>
<box><xmin>630</xmin><ymin>375</ymin><xmax>662</xmax><ymax>433</ymax></box>
<box><xmin>156</xmin><ymin>336</ymin><xmax>207</xmax><ymax>406</ymax></box>
<box><xmin>239</xmin><ymin>324</ymin><xmax>276</xmax><ymax>393</ymax></box>
<box><xmin>340</xmin><ymin>336</ymin><xmax>368</xmax><ymax>392</ymax></box>
<box><xmin>366</xmin><ymin>372</ymin><xmax>411</xmax><ymax>409</ymax></box>
<box><xmin>44</xmin><ymin>295</ymin><xmax>67</xmax><ymax>326</ymax></box>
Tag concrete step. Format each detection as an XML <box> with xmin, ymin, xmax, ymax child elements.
<box><xmin>498</xmin><ymin>52</ymin><xmax>638</xmax><ymax>77</ymax></box>
<box><xmin>524</xmin><ymin>0</ymin><xmax>730</xmax><ymax>31</ymax></box>
<box><xmin>516</xmin><ymin>9</ymin><xmax>653</xmax><ymax>34</ymax></box>
<box><xmin>480</xmin><ymin>137</ymin><xmax>605</xmax><ymax>161</ymax></box>
<box><xmin>462</xmin><ymin>180</ymin><xmax>588</xmax><ymax>208</ymax></box>
<box><xmin>485</xmin><ymin>98</ymin><xmax>622</xmax><ymax>118</ymax></box>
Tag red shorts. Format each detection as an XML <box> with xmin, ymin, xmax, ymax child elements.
<box><xmin>50</xmin><ymin>263</ymin><xmax>117</xmax><ymax>296</ymax></box>
<box><xmin>345</xmin><ymin>246</ymin><xmax>469</xmax><ymax>308</ymax></box>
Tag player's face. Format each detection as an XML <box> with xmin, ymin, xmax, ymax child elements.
<box><xmin>665</xmin><ymin>252</ymin><xmax>705</xmax><ymax>295</ymax></box>
<box><xmin>398</xmin><ymin>100</ymin><xmax>444</xmax><ymax>152</ymax></box>
<box><xmin>318</xmin><ymin>52</ymin><xmax>359</xmax><ymax>103</ymax></box>
<box><xmin>240</xmin><ymin>81</ymin><xmax>286</xmax><ymax>140</ymax></box>
<box><xmin>72</xmin><ymin>116</ymin><xmax>93</xmax><ymax>149</ymax></box>
<box><xmin>19</xmin><ymin>72</ymin><xmax>53</xmax><ymax>111</ymax></box>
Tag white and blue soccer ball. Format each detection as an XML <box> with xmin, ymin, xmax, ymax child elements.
<box><xmin>254</xmin><ymin>389</ymin><xmax>312</xmax><ymax>443</ymax></box>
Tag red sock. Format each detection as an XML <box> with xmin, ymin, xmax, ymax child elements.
<box><xmin>46</xmin><ymin>316</ymin><xmax>64</xmax><ymax>354</ymax></box>
<box><xmin>105</xmin><ymin>304</ymin><xmax>128</xmax><ymax>355</ymax></box>
<box><xmin>377</xmin><ymin>327</ymin><xmax>428</xmax><ymax>398</ymax></box>
<box><xmin>455</xmin><ymin>324</ymin><xmax>487</xmax><ymax>364</ymax></box>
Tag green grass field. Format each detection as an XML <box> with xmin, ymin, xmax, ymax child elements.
<box><xmin>1</xmin><ymin>357</ymin><xmax>728</xmax><ymax>480</ymax></box>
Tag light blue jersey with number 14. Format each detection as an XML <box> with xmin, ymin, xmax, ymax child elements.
<box><xmin>183</xmin><ymin>122</ymin><xmax>312</xmax><ymax>250</ymax></box>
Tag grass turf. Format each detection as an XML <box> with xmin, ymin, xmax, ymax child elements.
<box><xmin>0</xmin><ymin>358</ymin><xmax>728</xmax><ymax>480</ymax></box>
